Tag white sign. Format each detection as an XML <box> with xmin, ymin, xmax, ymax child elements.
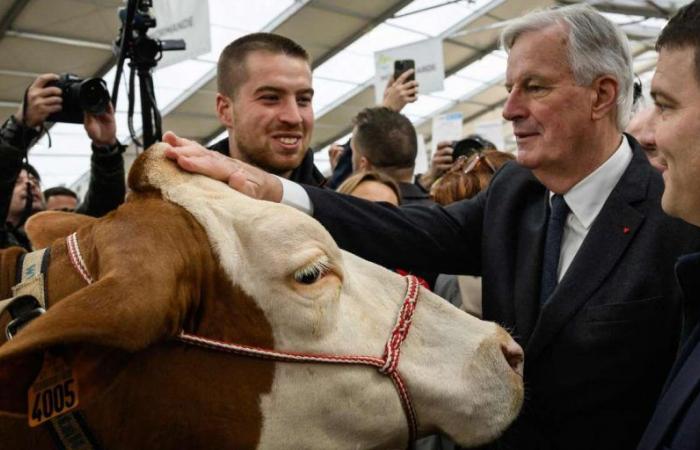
<box><xmin>374</xmin><ymin>38</ymin><xmax>445</xmax><ymax>104</ymax></box>
<box><xmin>415</xmin><ymin>133</ymin><xmax>429</xmax><ymax>175</ymax></box>
<box><xmin>151</xmin><ymin>0</ymin><xmax>211</xmax><ymax>68</ymax></box>
<box><xmin>431</xmin><ymin>112</ymin><xmax>463</xmax><ymax>152</ymax></box>
<box><xmin>475</xmin><ymin>120</ymin><xmax>505</xmax><ymax>150</ymax></box>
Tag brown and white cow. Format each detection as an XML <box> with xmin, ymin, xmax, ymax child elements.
<box><xmin>0</xmin><ymin>145</ymin><xmax>523</xmax><ymax>449</ymax></box>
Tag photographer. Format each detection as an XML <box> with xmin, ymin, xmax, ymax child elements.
<box><xmin>0</xmin><ymin>73</ymin><xmax>126</xmax><ymax>250</ymax></box>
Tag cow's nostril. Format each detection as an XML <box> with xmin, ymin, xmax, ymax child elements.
<box><xmin>501</xmin><ymin>340</ymin><xmax>524</xmax><ymax>377</ymax></box>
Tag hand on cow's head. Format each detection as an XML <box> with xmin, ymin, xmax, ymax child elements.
<box><xmin>161</xmin><ymin>131</ymin><xmax>283</xmax><ymax>203</ymax></box>
<box><xmin>25</xmin><ymin>211</ymin><xmax>97</xmax><ymax>249</ymax></box>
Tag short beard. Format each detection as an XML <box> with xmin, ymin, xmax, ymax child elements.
<box><xmin>234</xmin><ymin>138</ymin><xmax>303</xmax><ymax>176</ymax></box>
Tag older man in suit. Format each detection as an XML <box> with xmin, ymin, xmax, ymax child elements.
<box><xmin>636</xmin><ymin>2</ymin><xmax>700</xmax><ymax>449</ymax></box>
<box><xmin>162</xmin><ymin>5</ymin><xmax>700</xmax><ymax>449</ymax></box>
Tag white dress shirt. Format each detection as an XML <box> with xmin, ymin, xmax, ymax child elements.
<box><xmin>279</xmin><ymin>136</ymin><xmax>634</xmax><ymax>282</ymax></box>
<box><xmin>554</xmin><ymin>136</ymin><xmax>632</xmax><ymax>281</ymax></box>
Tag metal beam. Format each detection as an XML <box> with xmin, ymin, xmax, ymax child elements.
<box><xmin>558</xmin><ymin>0</ymin><xmax>672</xmax><ymax>18</ymax></box>
<box><xmin>4</xmin><ymin>29</ymin><xmax>112</xmax><ymax>50</ymax></box>
<box><xmin>0</xmin><ymin>0</ymin><xmax>30</xmax><ymax>39</ymax></box>
<box><xmin>310</xmin><ymin>0</ymin><xmax>414</xmax><ymax>69</ymax></box>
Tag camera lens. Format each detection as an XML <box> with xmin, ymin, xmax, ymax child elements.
<box><xmin>79</xmin><ymin>78</ymin><xmax>110</xmax><ymax>114</ymax></box>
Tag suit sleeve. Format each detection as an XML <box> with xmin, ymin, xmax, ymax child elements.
<box><xmin>305</xmin><ymin>186</ymin><xmax>485</xmax><ymax>276</ymax></box>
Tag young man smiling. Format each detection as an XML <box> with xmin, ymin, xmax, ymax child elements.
<box><xmin>209</xmin><ymin>33</ymin><xmax>325</xmax><ymax>186</ymax></box>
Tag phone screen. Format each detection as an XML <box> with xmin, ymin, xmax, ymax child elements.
<box><xmin>394</xmin><ymin>59</ymin><xmax>415</xmax><ymax>82</ymax></box>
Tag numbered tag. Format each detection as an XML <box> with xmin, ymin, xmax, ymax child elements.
<box><xmin>27</xmin><ymin>354</ymin><xmax>79</xmax><ymax>427</ymax></box>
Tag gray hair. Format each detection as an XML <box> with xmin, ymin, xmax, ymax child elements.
<box><xmin>501</xmin><ymin>4</ymin><xmax>634</xmax><ymax>130</ymax></box>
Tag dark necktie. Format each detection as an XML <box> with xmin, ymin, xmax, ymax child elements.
<box><xmin>540</xmin><ymin>194</ymin><xmax>570</xmax><ymax>305</ymax></box>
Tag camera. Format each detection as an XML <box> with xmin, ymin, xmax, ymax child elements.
<box><xmin>46</xmin><ymin>74</ymin><xmax>110</xmax><ymax>124</ymax></box>
<box><xmin>394</xmin><ymin>59</ymin><xmax>415</xmax><ymax>82</ymax></box>
<box><xmin>451</xmin><ymin>135</ymin><xmax>496</xmax><ymax>161</ymax></box>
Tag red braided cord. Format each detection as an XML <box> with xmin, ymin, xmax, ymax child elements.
<box><xmin>66</xmin><ymin>233</ymin><xmax>94</xmax><ymax>285</ymax></box>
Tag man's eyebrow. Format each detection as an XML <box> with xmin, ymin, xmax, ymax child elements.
<box><xmin>254</xmin><ymin>85</ymin><xmax>284</xmax><ymax>94</ymax></box>
<box><xmin>253</xmin><ymin>86</ymin><xmax>315</xmax><ymax>96</ymax></box>
<box><xmin>650</xmin><ymin>89</ymin><xmax>677</xmax><ymax>104</ymax></box>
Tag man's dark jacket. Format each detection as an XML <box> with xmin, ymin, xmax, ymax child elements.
<box><xmin>210</xmin><ymin>138</ymin><xmax>325</xmax><ymax>187</ymax></box>
<box><xmin>637</xmin><ymin>252</ymin><xmax>700</xmax><ymax>450</ymax></box>
<box><xmin>303</xmin><ymin>137</ymin><xmax>700</xmax><ymax>450</ymax></box>
<box><xmin>398</xmin><ymin>181</ymin><xmax>432</xmax><ymax>206</ymax></box>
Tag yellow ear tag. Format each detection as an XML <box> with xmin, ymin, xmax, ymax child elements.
<box><xmin>27</xmin><ymin>354</ymin><xmax>80</xmax><ymax>427</ymax></box>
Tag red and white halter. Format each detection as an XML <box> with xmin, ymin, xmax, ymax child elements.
<box><xmin>66</xmin><ymin>232</ymin><xmax>421</xmax><ymax>446</ymax></box>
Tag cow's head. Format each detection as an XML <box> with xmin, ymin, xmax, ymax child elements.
<box><xmin>0</xmin><ymin>145</ymin><xmax>523</xmax><ymax>449</ymax></box>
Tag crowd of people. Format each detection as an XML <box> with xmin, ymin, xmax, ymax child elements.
<box><xmin>3</xmin><ymin>1</ymin><xmax>700</xmax><ymax>448</ymax></box>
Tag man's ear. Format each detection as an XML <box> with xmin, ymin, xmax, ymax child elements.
<box><xmin>216</xmin><ymin>93</ymin><xmax>234</xmax><ymax>128</ymax></box>
<box><xmin>358</xmin><ymin>156</ymin><xmax>373</xmax><ymax>171</ymax></box>
<box><xmin>25</xmin><ymin>211</ymin><xmax>97</xmax><ymax>249</ymax></box>
<box><xmin>591</xmin><ymin>75</ymin><xmax>619</xmax><ymax>122</ymax></box>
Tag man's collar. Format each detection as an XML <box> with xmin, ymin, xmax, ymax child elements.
<box><xmin>552</xmin><ymin>135</ymin><xmax>633</xmax><ymax>229</ymax></box>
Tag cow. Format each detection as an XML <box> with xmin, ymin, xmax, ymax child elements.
<box><xmin>0</xmin><ymin>145</ymin><xmax>524</xmax><ymax>449</ymax></box>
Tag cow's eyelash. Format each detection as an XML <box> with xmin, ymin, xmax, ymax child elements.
<box><xmin>294</xmin><ymin>257</ymin><xmax>331</xmax><ymax>284</ymax></box>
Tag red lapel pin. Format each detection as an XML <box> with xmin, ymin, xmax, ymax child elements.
<box><xmin>623</xmin><ymin>226</ymin><xmax>630</xmax><ymax>234</ymax></box>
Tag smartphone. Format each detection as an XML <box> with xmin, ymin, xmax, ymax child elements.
<box><xmin>394</xmin><ymin>59</ymin><xmax>415</xmax><ymax>82</ymax></box>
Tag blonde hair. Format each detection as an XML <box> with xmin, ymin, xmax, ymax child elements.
<box><xmin>337</xmin><ymin>171</ymin><xmax>402</xmax><ymax>204</ymax></box>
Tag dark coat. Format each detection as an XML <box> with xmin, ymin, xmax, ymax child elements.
<box><xmin>304</xmin><ymin>137</ymin><xmax>700</xmax><ymax>450</ymax></box>
<box><xmin>209</xmin><ymin>138</ymin><xmax>326</xmax><ymax>187</ymax></box>
<box><xmin>398</xmin><ymin>181</ymin><xmax>432</xmax><ymax>206</ymax></box>
<box><xmin>637</xmin><ymin>252</ymin><xmax>700</xmax><ymax>450</ymax></box>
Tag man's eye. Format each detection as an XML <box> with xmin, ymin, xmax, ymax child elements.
<box><xmin>260</xmin><ymin>95</ymin><xmax>279</xmax><ymax>102</ymax></box>
<box><xmin>297</xmin><ymin>97</ymin><xmax>312</xmax><ymax>106</ymax></box>
<box><xmin>654</xmin><ymin>102</ymin><xmax>668</xmax><ymax>113</ymax></box>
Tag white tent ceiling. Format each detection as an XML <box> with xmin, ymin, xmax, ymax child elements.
<box><xmin>0</xmin><ymin>0</ymin><xmax>688</xmax><ymax>190</ymax></box>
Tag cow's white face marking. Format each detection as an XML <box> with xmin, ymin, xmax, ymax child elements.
<box><xmin>141</xmin><ymin>147</ymin><xmax>523</xmax><ymax>449</ymax></box>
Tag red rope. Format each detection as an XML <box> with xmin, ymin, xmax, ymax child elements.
<box><xmin>66</xmin><ymin>233</ymin><xmax>94</xmax><ymax>285</ymax></box>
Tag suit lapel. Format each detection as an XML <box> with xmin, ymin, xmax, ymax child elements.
<box><xmin>512</xmin><ymin>192</ymin><xmax>548</xmax><ymax>346</ymax></box>
<box><xmin>638</xmin><ymin>326</ymin><xmax>700</xmax><ymax>449</ymax></box>
<box><xmin>526</xmin><ymin>143</ymin><xmax>649</xmax><ymax>360</ymax></box>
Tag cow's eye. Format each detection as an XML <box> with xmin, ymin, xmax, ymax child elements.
<box><xmin>294</xmin><ymin>258</ymin><xmax>330</xmax><ymax>285</ymax></box>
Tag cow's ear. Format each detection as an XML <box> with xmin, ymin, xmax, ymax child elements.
<box><xmin>0</xmin><ymin>271</ymin><xmax>192</xmax><ymax>416</ymax></box>
<box><xmin>25</xmin><ymin>211</ymin><xmax>97</xmax><ymax>249</ymax></box>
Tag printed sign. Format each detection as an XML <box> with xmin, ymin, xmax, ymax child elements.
<box><xmin>431</xmin><ymin>112</ymin><xmax>464</xmax><ymax>152</ymax></box>
<box><xmin>374</xmin><ymin>38</ymin><xmax>445</xmax><ymax>104</ymax></box>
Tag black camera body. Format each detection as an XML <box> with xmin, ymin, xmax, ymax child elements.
<box><xmin>46</xmin><ymin>74</ymin><xmax>110</xmax><ymax>124</ymax></box>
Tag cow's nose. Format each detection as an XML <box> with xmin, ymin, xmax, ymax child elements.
<box><xmin>501</xmin><ymin>339</ymin><xmax>524</xmax><ymax>377</ymax></box>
